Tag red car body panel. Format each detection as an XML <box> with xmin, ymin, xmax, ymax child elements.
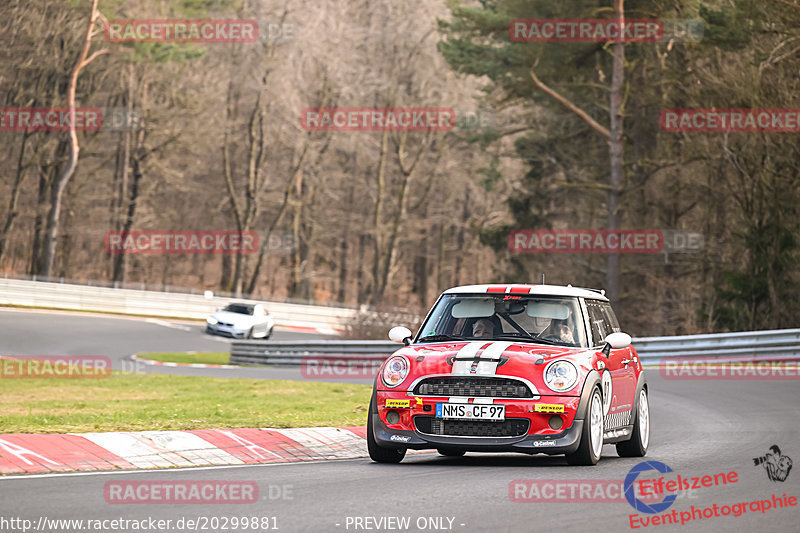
<box><xmin>369</xmin><ymin>284</ymin><xmax>648</xmax><ymax>460</ymax></box>
<box><xmin>375</xmin><ymin>341</ymin><xmax>641</xmax><ymax>436</ymax></box>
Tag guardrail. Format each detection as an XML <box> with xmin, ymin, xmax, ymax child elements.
<box><xmin>0</xmin><ymin>277</ymin><xmax>356</xmax><ymax>333</ymax></box>
<box><xmin>230</xmin><ymin>340</ymin><xmax>398</xmax><ymax>366</ymax></box>
<box><xmin>229</xmin><ymin>328</ymin><xmax>800</xmax><ymax>366</ymax></box>
<box><xmin>632</xmin><ymin>328</ymin><xmax>800</xmax><ymax>362</ymax></box>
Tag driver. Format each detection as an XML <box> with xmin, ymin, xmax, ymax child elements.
<box><xmin>472</xmin><ymin>318</ymin><xmax>496</xmax><ymax>338</ymax></box>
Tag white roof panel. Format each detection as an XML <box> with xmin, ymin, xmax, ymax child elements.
<box><xmin>443</xmin><ymin>284</ymin><xmax>608</xmax><ymax>301</ymax></box>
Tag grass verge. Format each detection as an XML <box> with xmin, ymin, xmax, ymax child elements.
<box><xmin>0</xmin><ymin>372</ymin><xmax>371</xmax><ymax>433</ymax></box>
<box><xmin>140</xmin><ymin>352</ymin><xmax>230</xmax><ymax>365</ymax></box>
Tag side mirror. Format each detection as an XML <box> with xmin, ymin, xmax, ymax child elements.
<box><xmin>601</xmin><ymin>332</ymin><xmax>632</xmax><ymax>357</ymax></box>
<box><xmin>388</xmin><ymin>326</ymin><xmax>413</xmax><ymax>345</ymax></box>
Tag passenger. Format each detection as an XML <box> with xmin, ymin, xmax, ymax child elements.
<box><xmin>549</xmin><ymin>319</ymin><xmax>576</xmax><ymax>344</ymax></box>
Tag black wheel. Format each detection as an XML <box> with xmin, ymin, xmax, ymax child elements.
<box><xmin>264</xmin><ymin>327</ymin><xmax>273</xmax><ymax>340</ymax></box>
<box><xmin>246</xmin><ymin>327</ymin><xmax>254</xmax><ymax>339</ymax></box>
<box><xmin>616</xmin><ymin>388</ymin><xmax>650</xmax><ymax>457</ymax></box>
<box><xmin>367</xmin><ymin>398</ymin><xmax>406</xmax><ymax>463</ymax></box>
<box><xmin>437</xmin><ymin>448</ymin><xmax>466</xmax><ymax>457</ymax></box>
<box><xmin>566</xmin><ymin>387</ymin><xmax>604</xmax><ymax>466</ymax></box>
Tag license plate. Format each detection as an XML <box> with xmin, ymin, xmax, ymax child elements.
<box><xmin>435</xmin><ymin>403</ymin><xmax>505</xmax><ymax>421</ymax></box>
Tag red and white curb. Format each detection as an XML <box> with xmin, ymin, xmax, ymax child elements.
<box><xmin>0</xmin><ymin>427</ymin><xmax>374</xmax><ymax>474</ymax></box>
<box><xmin>130</xmin><ymin>353</ymin><xmax>240</xmax><ymax>369</ymax></box>
<box><xmin>280</xmin><ymin>325</ymin><xmax>344</xmax><ymax>336</ymax></box>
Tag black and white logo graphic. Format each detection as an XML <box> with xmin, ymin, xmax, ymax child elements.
<box><xmin>753</xmin><ymin>445</ymin><xmax>792</xmax><ymax>482</ymax></box>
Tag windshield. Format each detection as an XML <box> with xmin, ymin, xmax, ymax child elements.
<box><xmin>416</xmin><ymin>294</ymin><xmax>587</xmax><ymax>348</ymax></box>
<box><xmin>223</xmin><ymin>304</ymin><xmax>254</xmax><ymax>315</ymax></box>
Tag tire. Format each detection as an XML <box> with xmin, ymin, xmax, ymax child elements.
<box><xmin>437</xmin><ymin>448</ymin><xmax>466</xmax><ymax>457</ymax></box>
<box><xmin>264</xmin><ymin>326</ymin><xmax>273</xmax><ymax>340</ymax></box>
<box><xmin>367</xmin><ymin>397</ymin><xmax>406</xmax><ymax>464</ymax></box>
<box><xmin>616</xmin><ymin>388</ymin><xmax>650</xmax><ymax>457</ymax></box>
<box><xmin>246</xmin><ymin>327</ymin><xmax>254</xmax><ymax>339</ymax></box>
<box><xmin>566</xmin><ymin>387</ymin><xmax>604</xmax><ymax>466</ymax></box>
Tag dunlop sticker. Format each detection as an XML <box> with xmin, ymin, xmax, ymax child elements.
<box><xmin>534</xmin><ymin>404</ymin><xmax>565</xmax><ymax>413</ymax></box>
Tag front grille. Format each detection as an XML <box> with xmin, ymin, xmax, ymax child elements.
<box><xmin>414</xmin><ymin>416</ymin><xmax>529</xmax><ymax>437</ymax></box>
<box><xmin>412</xmin><ymin>377</ymin><xmax>533</xmax><ymax>398</ymax></box>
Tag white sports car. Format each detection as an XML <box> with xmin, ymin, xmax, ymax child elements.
<box><xmin>205</xmin><ymin>303</ymin><xmax>274</xmax><ymax>339</ymax></box>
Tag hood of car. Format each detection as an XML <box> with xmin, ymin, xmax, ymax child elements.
<box><xmin>384</xmin><ymin>340</ymin><xmax>598</xmax><ymax>395</ymax></box>
<box><xmin>404</xmin><ymin>340</ymin><xmax>583</xmax><ymax>360</ymax></box>
<box><xmin>212</xmin><ymin>311</ymin><xmax>255</xmax><ymax>326</ymax></box>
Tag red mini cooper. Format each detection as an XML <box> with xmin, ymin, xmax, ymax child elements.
<box><xmin>367</xmin><ymin>284</ymin><xmax>649</xmax><ymax>465</ymax></box>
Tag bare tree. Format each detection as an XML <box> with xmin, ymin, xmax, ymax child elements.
<box><xmin>526</xmin><ymin>0</ymin><xmax>626</xmax><ymax>303</ymax></box>
<box><xmin>39</xmin><ymin>0</ymin><xmax>108</xmax><ymax>276</ymax></box>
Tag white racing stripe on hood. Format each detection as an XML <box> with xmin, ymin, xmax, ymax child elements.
<box><xmin>447</xmin><ymin>342</ymin><xmax>485</xmax><ymax>404</ymax></box>
<box><xmin>473</xmin><ymin>341</ymin><xmax>513</xmax><ymax>376</ymax></box>
<box><xmin>451</xmin><ymin>341</ymin><xmax>485</xmax><ymax>375</ymax></box>
<box><xmin>447</xmin><ymin>341</ymin><xmax>514</xmax><ymax>404</ymax></box>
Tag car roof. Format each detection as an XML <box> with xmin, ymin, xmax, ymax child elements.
<box><xmin>442</xmin><ymin>284</ymin><xmax>609</xmax><ymax>301</ymax></box>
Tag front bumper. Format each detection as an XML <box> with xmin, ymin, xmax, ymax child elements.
<box><xmin>372</xmin><ymin>393</ymin><xmax>584</xmax><ymax>455</ymax></box>
<box><xmin>372</xmin><ymin>416</ymin><xmax>583</xmax><ymax>454</ymax></box>
<box><xmin>205</xmin><ymin>324</ymin><xmax>248</xmax><ymax>338</ymax></box>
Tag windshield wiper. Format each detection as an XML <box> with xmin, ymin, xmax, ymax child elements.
<box><xmin>494</xmin><ymin>333</ymin><xmax>559</xmax><ymax>346</ymax></box>
<box><xmin>418</xmin><ymin>334</ymin><xmax>469</xmax><ymax>342</ymax></box>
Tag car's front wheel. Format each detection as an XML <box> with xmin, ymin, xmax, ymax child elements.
<box><xmin>367</xmin><ymin>398</ymin><xmax>406</xmax><ymax>464</ymax></box>
<box><xmin>616</xmin><ymin>388</ymin><xmax>649</xmax><ymax>457</ymax></box>
<box><xmin>566</xmin><ymin>387</ymin><xmax>604</xmax><ymax>466</ymax></box>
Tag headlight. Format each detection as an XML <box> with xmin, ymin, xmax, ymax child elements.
<box><xmin>544</xmin><ymin>360</ymin><xmax>578</xmax><ymax>392</ymax></box>
<box><xmin>381</xmin><ymin>356</ymin><xmax>410</xmax><ymax>388</ymax></box>
<box><xmin>206</xmin><ymin>317</ymin><xmax>218</xmax><ymax>325</ymax></box>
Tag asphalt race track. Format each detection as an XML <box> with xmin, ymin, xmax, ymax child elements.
<box><xmin>0</xmin><ymin>308</ymin><xmax>355</xmax><ymax>383</ymax></box>
<box><xmin>1</xmin><ymin>309</ymin><xmax>798</xmax><ymax>532</ymax></box>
